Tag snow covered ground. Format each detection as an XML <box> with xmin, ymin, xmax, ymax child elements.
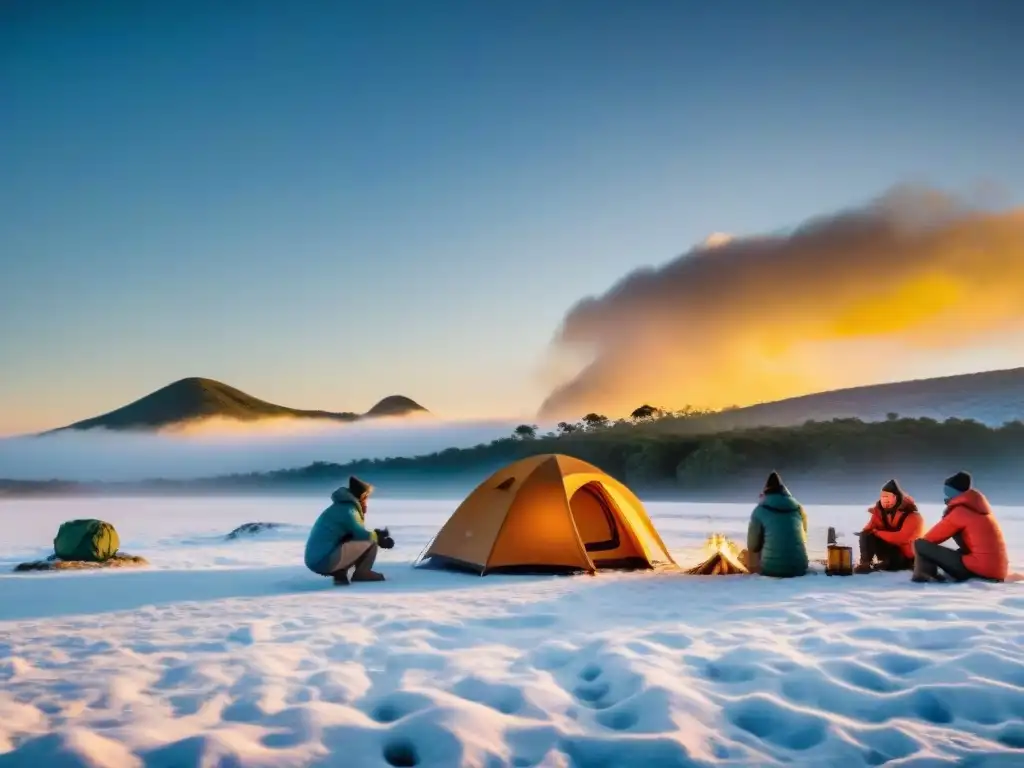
<box><xmin>0</xmin><ymin>496</ymin><xmax>1022</xmax><ymax>767</ymax></box>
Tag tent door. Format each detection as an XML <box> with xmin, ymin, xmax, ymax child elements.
<box><xmin>569</xmin><ymin>482</ymin><xmax>621</xmax><ymax>553</ymax></box>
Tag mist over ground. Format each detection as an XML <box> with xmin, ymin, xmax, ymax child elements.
<box><xmin>0</xmin><ymin>418</ymin><xmax>527</xmax><ymax>482</ymax></box>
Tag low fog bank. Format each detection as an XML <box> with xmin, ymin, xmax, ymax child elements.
<box><xmin>0</xmin><ymin>419</ymin><xmax>528</xmax><ymax>482</ymax></box>
<box><xmin>11</xmin><ymin>462</ymin><xmax>1023</xmax><ymax>508</ymax></box>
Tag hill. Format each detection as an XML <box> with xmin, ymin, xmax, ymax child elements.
<box><xmin>50</xmin><ymin>378</ymin><xmax>429</xmax><ymax>433</ymax></box>
<box><xmin>648</xmin><ymin>367</ymin><xmax>1024</xmax><ymax>435</ymax></box>
<box><xmin>365</xmin><ymin>395</ymin><xmax>428</xmax><ymax>418</ymax></box>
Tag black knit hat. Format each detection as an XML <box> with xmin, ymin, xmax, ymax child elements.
<box><xmin>944</xmin><ymin>471</ymin><xmax>972</xmax><ymax>495</ymax></box>
<box><xmin>764</xmin><ymin>471</ymin><xmax>784</xmax><ymax>493</ymax></box>
<box><xmin>881</xmin><ymin>478</ymin><xmax>902</xmax><ymax>495</ymax></box>
<box><xmin>348</xmin><ymin>475</ymin><xmax>374</xmax><ymax>499</ymax></box>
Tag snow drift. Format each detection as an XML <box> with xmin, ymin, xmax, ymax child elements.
<box><xmin>0</xmin><ymin>497</ymin><xmax>1021</xmax><ymax>766</ymax></box>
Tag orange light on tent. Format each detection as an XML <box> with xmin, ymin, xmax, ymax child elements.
<box><xmin>417</xmin><ymin>454</ymin><xmax>677</xmax><ymax>575</ymax></box>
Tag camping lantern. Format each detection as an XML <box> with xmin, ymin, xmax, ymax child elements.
<box><xmin>826</xmin><ymin>545</ymin><xmax>853</xmax><ymax>576</ymax></box>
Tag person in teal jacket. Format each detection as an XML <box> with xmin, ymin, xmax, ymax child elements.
<box><xmin>746</xmin><ymin>471</ymin><xmax>809</xmax><ymax>578</ymax></box>
<box><xmin>304</xmin><ymin>476</ymin><xmax>394</xmax><ymax>585</ymax></box>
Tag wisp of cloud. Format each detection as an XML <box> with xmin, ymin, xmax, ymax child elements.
<box><xmin>539</xmin><ymin>186</ymin><xmax>1024</xmax><ymax>419</ymax></box>
<box><xmin>0</xmin><ymin>417</ymin><xmax>522</xmax><ymax>482</ymax></box>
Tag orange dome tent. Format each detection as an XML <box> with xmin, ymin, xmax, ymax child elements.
<box><xmin>417</xmin><ymin>454</ymin><xmax>677</xmax><ymax>575</ymax></box>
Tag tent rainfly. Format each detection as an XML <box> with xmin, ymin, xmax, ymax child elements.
<box><xmin>417</xmin><ymin>454</ymin><xmax>677</xmax><ymax>575</ymax></box>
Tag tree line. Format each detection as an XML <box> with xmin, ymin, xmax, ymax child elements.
<box><xmin>511</xmin><ymin>403</ymin><xmax>723</xmax><ymax>440</ymax></box>
<box><xmin>207</xmin><ymin>408</ymin><xmax>1024</xmax><ymax>494</ymax></box>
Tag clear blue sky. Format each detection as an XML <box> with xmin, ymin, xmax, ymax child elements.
<box><xmin>2</xmin><ymin>0</ymin><xmax>1022</xmax><ymax>434</ymax></box>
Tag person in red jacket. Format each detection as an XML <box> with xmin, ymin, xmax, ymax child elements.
<box><xmin>856</xmin><ymin>478</ymin><xmax>924</xmax><ymax>573</ymax></box>
<box><xmin>912</xmin><ymin>471</ymin><xmax>1009</xmax><ymax>583</ymax></box>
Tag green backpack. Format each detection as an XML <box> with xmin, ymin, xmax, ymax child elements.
<box><xmin>53</xmin><ymin>519</ymin><xmax>120</xmax><ymax>562</ymax></box>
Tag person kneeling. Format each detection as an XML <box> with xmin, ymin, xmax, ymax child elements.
<box><xmin>912</xmin><ymin>472</ymin><xmax>1008</xmax><ymax>584</ymax></box>
<box><xmin>303</xmin><ymin>476</ymin><xmax>395</xmax><ymax>585</ymax></box>
<box><xmin>856</xmin><ymin>479</ymin><xmax>923</xmax><ymax>574</ymax></box>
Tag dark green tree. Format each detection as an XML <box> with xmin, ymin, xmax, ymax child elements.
<box><xmin>630</xmin><ymin>404</ymin><xmax>660</xmax><ymax>422</ymax></box>
<box><xmin>624</xmin><ymin>441</ymin><xmax>677</xmax><ymax>486</ymax></box>
<box><xmin>675</xmin><ymin>438</ymin><xmax>742</xmax><ymax>487</ymax></box>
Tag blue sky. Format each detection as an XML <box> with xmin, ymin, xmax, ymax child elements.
<box><xmin>2</xmin><ymin>0</ymin><xmax>1023</xmax><ymax>434</ymax></box>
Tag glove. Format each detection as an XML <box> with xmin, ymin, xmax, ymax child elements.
<box><xmin>374</xmin><ymin>527</ymin><xmax>395</xmax><ymax>549</ymax></box>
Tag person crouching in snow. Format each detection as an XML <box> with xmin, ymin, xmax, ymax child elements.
<box><xmin>912</xmin><ymin>471</ymin><xmax>1009</xmax><ymax>583</ymax></box>
<box><xmin>304</xmin><ymin>476</ymin><xmax>396</xmax><ymax>585</ymax></box>
<box><xmin>856</xmin><ymin>479</ymin><xmax>923</xmax><ymax>573</ymax></box>
<box><xmin>744</xmin><ymin>471</ymin><xmax>809</xmax><ymax>578</ymax></box>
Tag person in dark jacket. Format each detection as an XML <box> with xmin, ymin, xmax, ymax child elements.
<box><xmin>304</xmin><ymin>476</ymin><xmax>395</xmax><ymax>585</ymax></box>
<box><xmin>746</xmin><ymin>471</ymin><xmax>809</xmax><ymax>578</ymax></box>
<box><xmin>912</xmin><ymin>471</ymin><xmax>1009</xmax><ymax>583</ymax></box>
<box><xmin>856</xmin><ymin>479</ymin><xmax>924</xmax><ymax>573</ymax></box>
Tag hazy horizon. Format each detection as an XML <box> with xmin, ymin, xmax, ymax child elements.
<box><xmin>4</xmin><ymin>417</ymin><xmax>1024</xmax><ymax>507</ymax></box>
<box><xmin>8</xmin><ymin>472</ymin><xmax>1024</xmax><ymax>509</ymax></box>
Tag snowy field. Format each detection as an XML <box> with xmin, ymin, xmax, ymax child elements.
<box><xmin>1</xmin><ymin>496</ymin><xmax>1022</xmax><ymax>767</ymax></box>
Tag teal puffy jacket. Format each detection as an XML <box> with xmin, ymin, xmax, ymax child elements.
<box><xmin>747</xmin><ymin>490</ymin><xmax>809</xmax><ymax>578</ymax></box>
<box><xmin>304</xmin><ymin>487</ymin><xmax>376</xmax><ymax>574</ymax></box>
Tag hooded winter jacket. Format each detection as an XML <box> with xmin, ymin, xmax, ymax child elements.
<box><xmin>863</xmin><ymin>495</ymin><xmax>925</xmax><ymax>560</ymax></box>
<box><xmin>747</xmin><ymin>489</ymin><xmax>809</xmax><ymax>578</ymax></box>
<box><xmin>922</xmin><ymin>489</ymin><xmax>1008</xmax><ymax>581</ymax></box>
<box><xmin>304</xmin><ymin>486</ymin><xmax>377</xmax><ymax>573</ymax></box>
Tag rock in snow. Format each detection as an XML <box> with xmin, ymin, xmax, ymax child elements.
<box><xmin>224</xmin><ymin>522</ymin><xmax>283</xmax><ymax>540</ymax></box>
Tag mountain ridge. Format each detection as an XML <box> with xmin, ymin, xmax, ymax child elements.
<box><xmin>36</xmin><ymin>366</ymin><xmax>1024</xmax><ymax>436</ymax></box>
<box><xmin>648</xmin><ymin>366</ymin><xmax>1024</xmax><ymax>435</ymax></box>
<box><xmin>47</xmin><ymin>377</ymin><xmax>429</xmax><ymax>433</ymax></box>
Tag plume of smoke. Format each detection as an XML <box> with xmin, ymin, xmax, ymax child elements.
<box><xmin>0</xmin><ymin>417</ymin><xmax>527</xmax><ymax>482</ymax></box>
<box><xmin>539</xmin><ymin>186</ymin><xmax>1024</xmax><ymax>419</ymax></box>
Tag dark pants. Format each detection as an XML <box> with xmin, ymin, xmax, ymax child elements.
<box><xmin>859</xmin><ymin>532</ymin><xmax>913</xmax><ymax>571</ymax></box>
<box><xmin>912</xmin><ymin>539</ymin><xmax>976</xmax><ymax>582</ymax></box>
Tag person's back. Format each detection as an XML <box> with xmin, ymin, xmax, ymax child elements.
<box><xmin>748</xmin><ymin>472</ymin><xmax>809</xmax><ymax>578</ymax></box>
<box><xmin>923</xmin><ymin>485</ymin><xmax>1008</xmax><ymax>582</ymax></box>
<box><xmin>304</xmin><ymin>486</ymin><xmax>374</xmax><ymax>574</ymax></box>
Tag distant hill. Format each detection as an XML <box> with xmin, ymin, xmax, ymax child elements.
<box><xmin>651</xmin><ymin>367</ymin><xmax>1024</xmax><ymax>435</ymax></box>
<box><xmin>49</xmin><ymin>377</ymin><xmax>429</xmax><ymax>433</ymax></box>
<box><xmin>365</xmin><ymin>395</ymin><xmax>427</xmax><ymax>418</ymax></box>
